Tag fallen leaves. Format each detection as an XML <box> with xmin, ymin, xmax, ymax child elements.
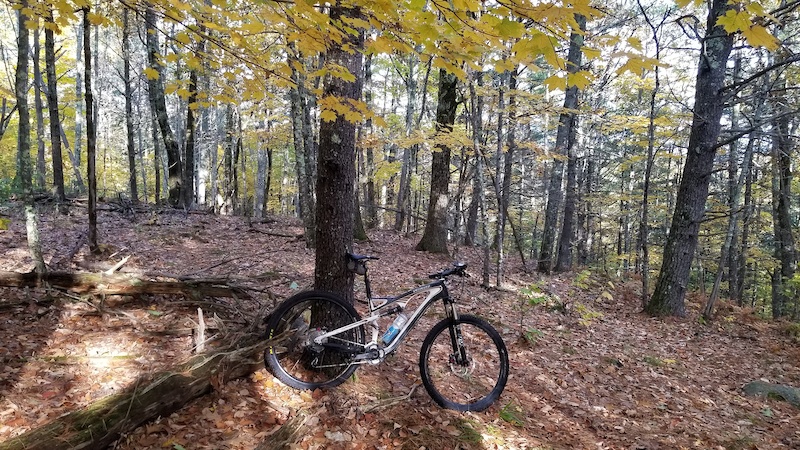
<box><xmin>0</xmin><ymin>212</ymin><xmax>799</xmax><ymax>449</ymax></box>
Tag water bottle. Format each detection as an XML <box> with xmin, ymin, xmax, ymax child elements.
<box><xmin>382</xmin><ymin>313</ymin><xmax>408</xmax><ymax>344</ymax></box>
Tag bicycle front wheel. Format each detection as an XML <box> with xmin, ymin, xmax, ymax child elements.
<box><xmin>265</xmin><ymin>290</ymin><xmax>365</xmax><ymax>390</ymax></box>
<box><xmin>419</xmin><ymin>314</ymin><xmax>509</xmax><ymax>412</ymax></box>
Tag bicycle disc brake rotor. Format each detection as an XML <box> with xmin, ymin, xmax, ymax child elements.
<box><xmin>448</xmin><ymin>354</ymin><xmax>475</xmax><ymax>377</ymax></box>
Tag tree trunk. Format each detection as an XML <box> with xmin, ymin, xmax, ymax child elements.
<box><xmin>492</xmin><ymin>71</ymin><xmax>506</xmax><ymax>283</ymax></box>
<box><xmin>396</xmin><ymin>53</ymin><xmax>419</xmax><ymax>232</ymax></box>
<box><xmin>289</xmin><ymin>48</ymin><xmax>316</xmax><ymax>246</ymax></box>
<box><xmin>122</xmin><ymin>10</ymin><xmax>139</xmax><ymax>204</ymax></box>
<box><xmin>770</xmin><ymin>69</ymin><xmax>794</xmax><ymax>319</ymax></box>
<box><xmin>145</xmin><ymin>3</ymin><xmax>183</xmax><ymax>207</ymax></box>
<box><xmin>14</xmin><ymin>0</ymin><xmax>32</xmax><ymax>193</ymax></box>
<box><xmin>83</xmin><ymin>8</ymin><xmax>98</xmax><ymax>254</ymax></box>
<box><xmin>362</xmin><ymin>54</ymin><xmax>377</xmax><ymax>229</ymax></box>
<box><xmin>704</xmin><ymin>75</ymin><xmax>765</xmax><ymax>318</ymax></box>
<box><xmin>0</xmin><ymin>333</ymin><xmax>270</xmax><ymax>450</ymax></box>
<box><xmin>44</xmin><ymin>8</ymin><xmax>66</xmax><ymax>203</ymax></box>
<box><xmin>416</xmin><ymin>69</ymin><xmax>457</xmax><ymax>254</ymax></box>
<box><xmin>184</xmin><ymin>68</ymin><xmax>198</xmax><ymax>208</ymax></box>
<box><xmin>539</xmin><ymin>15</ymin><xmax>584</xmax><ymax>273</ymax></box>
<box><xmin>33</xmin><ymin>26</ymin><xmax>47</xmax><ymax>190</ymax></box>
<box><xmin>314</xmin><ymin>4</ymin><xmax>365</xmax><ymax>302</ymax></box>
<box><xmin>221</xmin><ymin>104</ymin><xmax>238</xmax><ymax>215</ymax></box>
<box><xmin>554</xmin><ymin>15</ymin><xmax>586</xmax><ymax>274</ymax></box>
<box><xmin>72</xmin><ymin>22</ymin><xmax>86</xmax><ymax>193</ymax></box>
<box><xmin>465</xmin><ymin>69</ymin><xmax>484</xmax><ymax>246</ymax></box>
<box><xmin>646</xmin><ymin>0</ymin><xmax>734</xmax><ymax>316</ymax></box>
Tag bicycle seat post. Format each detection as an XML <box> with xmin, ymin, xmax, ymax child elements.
<box><xmin>363</xmin><ymin>263</ymin><xmax>374</xmax><ymax>306</ymax></box>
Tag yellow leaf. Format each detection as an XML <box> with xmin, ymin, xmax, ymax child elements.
<box><xmin>717</xmin><ymin>9</ymin><xmax>751</xmax><ymax>34</ymax></box>
<box><xmin>626</xmin><ymin>37</ymin><xmax>643</xmax><ymax>51</ymax></box>
<box><xmin>0</xmin><ymin>218</ymin><xmax>9</xmax><ymax>230</ymax></box>
<box><xmin>742</xmin><ymin>24</ymin><xmax>779</xmax><ymax>50</ymax></box>
<box><xmin>495</xmin><ymin>18</ymin><xmax>525</xmax><ymax>39</ymax></box>
<box><xmin>582</xmin><ymin>47</ymin><xmax>601</xmax><ymax>59</ymax></box>
<box><xmin>543</xmin><ymin>74</ymin><xmax>566</xmax><ymax>91</ymax></box>
<box><xmin>240</xmin><ymin>22</ymin><xmax>266</xmax><ymax>34</ymax></box>
<box><xmin>87</xmin><ymin>12</ymin><xmax>108</xmax><ymax>26</ymax></box>
<box><xmin>494</xmin><ymin>58</ymin><xmax>517</xmax><ymax>74</ymax></box>
<box><xmin>320</xmin><ymin>109</ymin><xmax>338</xmax><ymax>122</ymax></box>
<box><xmin>567</xmin><ymin>70</ymin><xmax>592</xmax><ymax>89</ymax></box>
<box><xmin>143</xmin><ymin>67</ymin><xmax>160</xmax><ymax>80</ymax></box>
<box><xmin>175</xmin><ymin>31</ymin><xmax>191</xmax><ymax>45</ymax></box>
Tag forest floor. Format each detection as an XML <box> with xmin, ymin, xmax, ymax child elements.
<box><xmin>0</xmin><ymin>204</ymin><xmax>799</xmax><ymax>450</ymax></box>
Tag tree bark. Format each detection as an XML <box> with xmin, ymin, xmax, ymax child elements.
<box><xmin>553</xmin><ymin>14</ymin><xmax>586</xmax><ymax>274</ymax></box>
<box><xmin>465</xmin><ymin>68</ymin><xmax>484</xmax><ymax>246</ymax></box>
<box><xmin>145</xmin><ymin>3</ymin><xmax>183</xmax><ymax>207</ymax></box>
<box><xmin>221</xmin><ymin>104</ymin><xmax>238</xmax><ymax>215</ymax></box>
<box><xmin>84</xmin><ymin>8</ymin><xmax>98</xmax><ymax>254</ymax></box>
<box><xmin>33</xmin><ymin>26</ymin><xmax>47</xmax><ymax>190</ymax></box>
<box><xmin>122</xmin><ymin>10</ymin><xmax>139</xmax><ymax>204</ymax></box>
<box><xmin>14</xmin><ymin>0</ymin><xmax>32</xmax><ymax>193</ymax></box>
<box><xmin>396</xmin><ymin>52</ymin><xmax>420</xmax><ymax>232</ymax></box>
<box><xmin>44</xmin><ymin>7</ymin><xmax>66</xmax><ymax>203</ymax></box>
<box><xmin>314</xmin><ymin>4</ymin><xmax>365</xmax><ymax>302</ymax></box>
<box><xmin>0</xmin><ymin>270</ymin><xmax>249</xmax><ymax>299</ymax></box>
<box><xmin>416</xmin><ymin>69</ymin><xmax>457</xmax><ymax>254</ymax></box>
<box><xmin>72</xmin><ymin>22</ymin><xmax>86</xmax><ymax>193</ymax></box>
<box><xmin>539</xmin><ymin>15</ymin><xmax>584</xmax><ymax>273</ymax></box>
<box><xmin>289</xmin><ymin>48</ymin><xmax>316</xmax><ymax>246</ymax></box>
<box><xmin>0</xmin><ymin>333</ymin><xmax>270</xmax><ymax>450</ymax></box>
<box><xmin>646</xmin><ymin>0</ymin><xmax>734</xmax><ymax>316</ymax></box>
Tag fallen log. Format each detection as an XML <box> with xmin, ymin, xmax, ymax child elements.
<box><xmin>0</xmin><ymin>270</ymin><xmax>248</xmax><ymax>299</ymax></box>
<box><xmin>742</xmin><ymin>380</ymin><xmax>800</xmax><ymax>408</ymax></box>
<box><xmin>0</xmin><ymin>332</ymin><xmax>270</xmax><ymax>450</ymax></box>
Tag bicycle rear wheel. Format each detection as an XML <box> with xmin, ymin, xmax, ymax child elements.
<box><xmin>419</xmin><ymin>314</ymin><xmax>509</xmax><ymax>411</ymax></box>
<box><xmin>265</xmin><ymin>290</ymin><xmax>365</xmax><ymax>390</ymax></box>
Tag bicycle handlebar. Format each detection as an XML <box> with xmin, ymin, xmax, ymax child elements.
<box><xmin>429</xmin><ymin>262</ymin><xmax>468</xmax><ymax>279</ymax></box>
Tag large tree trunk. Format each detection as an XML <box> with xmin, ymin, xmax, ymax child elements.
<box><xmin>646</xmin><ymin>0</ymin><xmax>734</xmax><ymax>316</ymax></box>
<box><xmin>0</xmin><ymin>333</ymin><xmax>270</xmax><ymax>450</ymax></box>
<box><xmin>44</xmin><ymin>7</ymin><xmax>66</xmax><ymax>203</ymax></box>
<box><xmin>416</xmin><ymin>69</ymin><xmax>457</xmax><ymax>254</ymax></box>
<box><xmin>14</xmin><ymin>0</ymin><xmax>32</xmax><ymax>192</ymax></box>
<box><xmin>551</xmin><ymin>14</ymin><xmax>585</xmax><ymax>274</ymax></box>
<box><xmin>538</xmin><ymin>15</ymin><xmax>584</xmax><ymax>274</ymax></box>
<box><xmin>314</xmin><ymin>4</ymin><xmax>365</xmax><ymax>302</ymax></box>
<box><xmin>145</xmin><ymin>3</ymin><xmax>183</xmax><ymax>207</ymax></box>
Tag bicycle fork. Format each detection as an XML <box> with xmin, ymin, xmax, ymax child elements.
<box><xmin>444</xmin><ymin>297</ymin><xmax>469</xmax><ymax>366</ymax></box>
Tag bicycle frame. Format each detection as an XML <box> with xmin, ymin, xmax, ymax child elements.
<box><xmin>312</xmin><ymin>271</ymin><xmax>460</xmax><ymax>362</ymax></box>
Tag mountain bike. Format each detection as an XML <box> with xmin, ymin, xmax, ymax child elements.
<box><xmin>264</xmin><ymin>253</ymin><xmax>509</xmax><ymax>412</ymax></box>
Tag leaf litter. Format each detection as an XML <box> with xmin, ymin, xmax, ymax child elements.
<box><xmin>0</xmin><ymin>208</ymin><xmax>798</xmax><ymax>449</ymax></box>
